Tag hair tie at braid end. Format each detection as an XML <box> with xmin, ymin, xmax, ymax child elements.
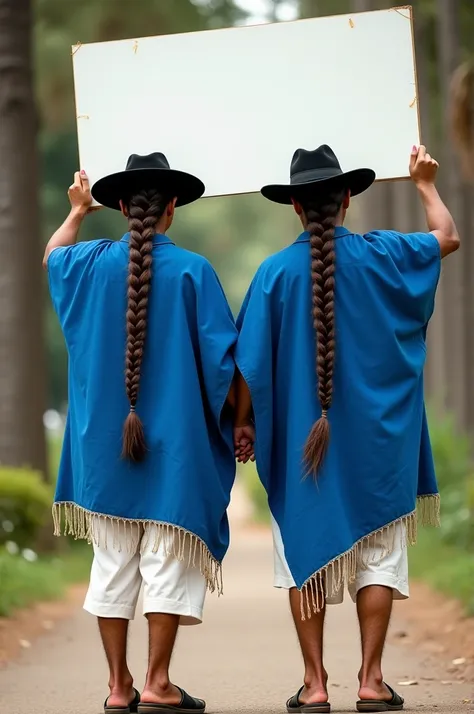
<box><xmin>129</xmin><ymin>405</ymin><xmax>136</xmax><ymax>413</ymax></box>
<box><xmin>321</xmin><ymin>409</ymin><xmax>328</xmax><ymax>419</ymax></box>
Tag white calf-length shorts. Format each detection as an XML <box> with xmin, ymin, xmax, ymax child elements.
<box><xmin>84</xmin><ymin>517</ymin><xmax>207</xmax><ymax>625</ymax></box>
<box><xmin>272</xmin><ymin>516</ymin><xmax>409</xmax><ymax>603</ymax></box>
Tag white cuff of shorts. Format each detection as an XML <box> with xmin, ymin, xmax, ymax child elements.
<box><xmin>274</xmin><ymin>574</ymin><xmax>297</xmax><ymax>589</ymax></box>
<box><xmin>143</xmin><ymin>597</ymin><xmax>203</xmax><ymax>624</ymax></box>
<box><xmin>83</xmin><ymin>597</ymin><xmax>136</xmax><ymax>620</ymax></box>
<box><xmin>351</xmin><ymin>572</ymin><xmax>409</xmax><ymax>600</ymax></box>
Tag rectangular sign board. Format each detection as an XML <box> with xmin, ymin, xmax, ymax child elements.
<box><xmin>72</xmin><ymin>7</ymin><xmax>419</xmax><ymax>202</ymax></box>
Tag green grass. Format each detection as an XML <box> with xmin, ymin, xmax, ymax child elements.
<box><xmin>0</xmin><ymin>544</ymin><xmax>92</xmax><ymax>617</ymax></box>
<box><xmin>409</xmin><ymin>527</ymin><xmax>474</xmax><ymax>615</ymax></box>
<box><xmin>0</xmin><ymin>431</ymin><xmax>92</xmax><ymax>618</ymax></box>
<box><xmin>240</xmin><ymin>462</ymin><xmax>270</xmax><ymax>524</ymax></box>
<box><xmin>48</xmin><ymin>432</ymin><xmax>63</xmax><ymax>482</ymax></box>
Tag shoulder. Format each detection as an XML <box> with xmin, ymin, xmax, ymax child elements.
<box><xmin>167</xmin><ymin>247</ymin><xmax>227</xmax><ymax>300</ymax></box>
<box><xmin>47</xmin><ymin>238</ymin><xmax>116</xmax><ymax>271</ymax></box>
<box><xmin>364</xmin><ymin>230</ymin><xmax>440</xmax><ymax>261</ymax></box>
<box><xmin>252</xmin><ymin>244</ymin><xmax>301</xmax><ymax>288</ymax></box>
<box><xmin>169</xmin><ymin>246</ymin><xmax>220</xmax><ymax>279</ymax></box>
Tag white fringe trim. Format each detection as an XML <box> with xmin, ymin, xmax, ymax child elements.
<box><xmin>299</xmin><ymin>494</ymin><xmax>440</xmax><ymax>620</ymax></box>
<box><xmin>52</xmin><ymin>502</ymin><xmax>223</xmax><ymax>595</ymax></box>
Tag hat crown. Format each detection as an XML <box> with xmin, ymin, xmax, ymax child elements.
<box><xmin>260</xmin><ymin>144</ymin><xmax>375</xmax><ymax>204</ymax></box>
<box><xmin>290</xmin><ymin>145</ymin><xmax>342</xmax><ymax>182</ymax></box>
<box><xmin>125</xmin><ymin>152</ymin><xmax>171</xmax><ymax>171</ymax></box>
<box><xmin>91</xmin><ymin>151</ymin><xmax>205</xmax><ymax>210</ymax></box>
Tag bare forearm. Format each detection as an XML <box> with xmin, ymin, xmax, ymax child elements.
<box><xmin>235</xmin><ymin>371</ymin><xmax>253</xmax><ymax>427</ymax></box>
<box><xmin>42</xmin><ymin>207</ymin><xmax>87</xmax><ymax>267</ymax></box>
<box><xmin>416</xmin><ymin>182</ymin><xmax>460</xmax><ymax>257</ymax></box>
<box><xmin>417</xmin><ymin>182</ymin><xmax>454</xmax><ymax>233</ymax></box>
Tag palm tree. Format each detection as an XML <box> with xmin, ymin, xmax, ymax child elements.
<box><xmin>0</xmin><ymin>0</ymin><xmax>48</xmax><ymax>477</ymax></box>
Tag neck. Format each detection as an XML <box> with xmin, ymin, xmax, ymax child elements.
<box><xmin>156</xmin><ymin>218</ymin><xmax>169</xmax><ymax>234</ymax></box>
<box><xmin>301</xmin><ymin>209</ymin><xmax>345</xmax><ymax>231</ymax></box>
<box><xmin>125</xmin><ymin>215</ymin><xmax>169</xmax><ymax>235</ymax></box>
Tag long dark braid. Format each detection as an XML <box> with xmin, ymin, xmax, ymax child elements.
<box><xmin>300</xmin><ymin>189</ymin><xmax>345</xmax><ymax>476</ymax></box>
<box><xmin>122</xmin><ymin>189</ymin><xmax>169</xmax><ymax>461</ymax></box>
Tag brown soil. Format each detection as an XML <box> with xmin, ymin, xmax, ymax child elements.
<box><xmin>391</xmin><ymin>580</ymin><xmax>474</xmax><ymax>683</ymax></box>
<box><xmin>0</xmin><ymin>584</ymin><xmax>86</xmax><ymax>667</ymax></box>
<box><xmin>0</xmin><ymin>573</ymin><xmax>473</xmax><ymax>686</ymax></box>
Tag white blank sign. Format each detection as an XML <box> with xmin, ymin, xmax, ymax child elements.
<box><xmin>72</xmin><ymin>7</ymin><xmax>420</xmax><ymax>201</ymax></box>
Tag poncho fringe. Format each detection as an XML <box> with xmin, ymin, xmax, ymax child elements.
<box><xmin>52</xmin><ymin>502</ymin><xmax>223</xmax><ymax>595</ymax></box>
<box><xmin>299</xmin><ymin>493</ymin><xmax>440</xmax><ymax>620</ymax></box>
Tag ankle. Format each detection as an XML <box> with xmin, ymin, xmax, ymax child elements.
<box><xmin>143</xmin><ymin>677</ymin><xmax>172</xmax><ymax>694</ymax></box>
<box><xmin>359</xmin><ymin>669</ymin><xmax>383</xmax><ymax>689</ymax></box>
<box><xmin>109</xmin><ymin>673</ymin><xmax>133</xmax><ymax>692</ymax></box>
<box><xmin>304</xmin><ymin>668</ymin><xmax>328</xmax><ymax>689</ymax></box>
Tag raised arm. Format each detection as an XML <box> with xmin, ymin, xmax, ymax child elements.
<box><xmin>42</xmin><ymin>171</ymin><xmax>96</xmax><ymax>267</ymax></box>
<box><xmin>410</xmin><ymin>146</ymin><xmax>460</xmax><ymax>259</ymax></box>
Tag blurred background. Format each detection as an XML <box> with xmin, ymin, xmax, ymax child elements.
<box><xmin>0</xmin><ymin>0</ymin><xmax>473</xmax><ymax>624</ymax></box>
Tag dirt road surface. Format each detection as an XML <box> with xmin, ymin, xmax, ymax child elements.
<box><xmin>0</xmin><ymin>519</ymin><xmax>473</xmax><ymax>713</ymax></box>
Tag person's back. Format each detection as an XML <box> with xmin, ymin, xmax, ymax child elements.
<box><xmin>51</xmin><ymin>235</ymin><xmax>235</xmax><ymax>550</ymax></box>
<box><xmin>234</xmin><ymin>144</ymin><xmax>459</xmax><ymax>713</ymax></box>
<box><xmin>45</xmin><ymin>153</ymin><xmax>237</xmax><ymax>714</ymax></box>
<box><xmin>252</xmin><ymin>227</ymin><xmax>436</xmax><ymax>507</ymax></box>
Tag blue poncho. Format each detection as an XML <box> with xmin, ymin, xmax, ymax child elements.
<box><xmin>48</xmin><ymin>234</ymin><xmax>237</xmax><ymax>593</ymax></box>
<box><xmin>236</xmin><ymin>227</ymin><xmax>441</xmax><ymax>610</ymax></box>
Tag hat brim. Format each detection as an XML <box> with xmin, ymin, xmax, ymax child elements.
<box><xmin>260</xmin><ymin>168</ymin><xmax>376</xmax><ymax>205</ymax></box>
<box><xmin>91</xmin><ymin>168</ymin><xmax>205</xmax><ymax>210</ymax></box>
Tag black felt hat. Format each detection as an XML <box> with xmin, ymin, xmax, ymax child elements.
<box><xmin>91</xmin><ymin>152</ymin><xmax>205</xmax><ymax>210</ymax></box>
<box><xmin>261</xmin><ymin>145</ymin><xmax>376</xmax><ymax>204</ymax></box>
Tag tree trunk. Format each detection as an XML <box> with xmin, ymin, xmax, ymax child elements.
<box><xmin>436</xmin><ymin>0</ymin><xmax>469</xmax><ymax>431</ymax></box>
<box><xmin>299</xmin><ymin>0</ymin><xmax>350</xmax><ymax>19</ymax></box>
<box><xmin>0</xmin><ymin>0</ymin><xmax>48</xmax><ymax>477</ymax></box>
<box><xmin>413</xmin><ymin>8</ymin><xmax>447</xmax><ymax>404</ymax></box>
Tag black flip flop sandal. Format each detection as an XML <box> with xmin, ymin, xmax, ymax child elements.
<box><xmin>286</xmin><ymin>686</ymin><xmax>331</xmax><ymax>713</ymax></box>
<box><xmin>356</xmin><ymin>683</ymin><xmax>404</xmax><ymax>712</ymax></box>
<box><xmin>104</xmin><ymin>688</ymin><xmax>141</xmax><ymax>714</ymax></box>
<box><xmin>137</xmin><ymin>688</ymin><xmax>205</xmax><ymax>714</ymax></box>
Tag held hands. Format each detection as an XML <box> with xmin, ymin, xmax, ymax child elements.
<box><xmin>68</xmin><ymin>170</ymin><xmax>101</xmax><ymax>216</ymax></box>
<box><xmin>410</xmin><ymin>145</ymin><xmax>439</xmax><ymax>187</ymax></box>
<box><xmin>234</xmin><ymin>424</ymin><xmax>256</xmax><ymax>464</ymax></box>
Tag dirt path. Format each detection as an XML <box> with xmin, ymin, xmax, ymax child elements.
<box><xmin>0</xmin><ymin>522</ymin><xmax>473</xmax><ymax>714</ymax></box>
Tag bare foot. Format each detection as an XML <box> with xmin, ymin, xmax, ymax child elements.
<box><xmin>299</xmin><ymin>674</ymin><xmax>329</xmax><ymax>705</ymax></box>
<box><xmin>299</xmin><ymin>685</ymin><xmax>329</xmax><ymax>704</ymax></box>
<box><xmin>358</xmin><ymin>683</ymin><xmax>393</xmax><ymax>702</ymax></box>
<box><xmin>106</xmin><ymin>685</ymin><xmax>136</xmax><ymax>708</ymax></box>
<box><xmin>140</xmin><ymin>684</ymin><xmax>182</xmax><ymax>706</ymax></box>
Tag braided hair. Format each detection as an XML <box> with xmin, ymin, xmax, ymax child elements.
<box><xmin>299</xmin><ymin>188</ymin><xmax>345</xmax><ymax>477</ymax></box>
<box><xmin>122</xmin><ymin>189</ymin><xmax>169</xmax><ymax>461</ymax></box>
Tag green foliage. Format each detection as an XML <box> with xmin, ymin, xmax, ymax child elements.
<box><xmin>428</xmin><ymin>409</ymin><xmax>474</xmax><ymax>550</ymax></box>
<box><xmin>48</xmin><ymin>433</ymin><xmax>63</xmax><ymax>482</ymax></box>
<box><xmin>0</xmin><ymin>442</ymin><xmax>91</xmax><ymax>617</ymax></box>
<box><xmin>409</xmin><ymin>528</ymin><xmax>474</xmax><ymax>615</ymax></box>
<box><xmin>240</xmin><ymin>463</ymin><xmax>270</xmax><ymax>524</ymax></box>
<box><xmin>0</xmin><ymin>550</ymin><xmax>61</xmax><ymax>616</ymax></box>
<box><xmin>0</xmin><ymin>469</ymin><xmax>52</xmax><ymax>548</ymax></box>
<box><xmin>0</xmin><ymin>545</ymin><xmax>92</xmax><ymax>617</ymax></box>
<box><xmin>409</xmin><ymin>410</ymin><xmax>474</xmax><ymax>613</ymax></box>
